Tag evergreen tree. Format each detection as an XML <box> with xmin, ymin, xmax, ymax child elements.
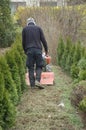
<box><xmin>13</xmin><ymin>35</ymin><xmax>26</xmax><ymax>70</ymax></box>
<box><xmin>0</xmin><ymin>56</ymin><xmax>18</xmax><ymax>105</ymax></box>
<box><xmin>5</xmin><ymin>50</ymin><xmax>22</xmax><ymax>101</ymax></box>
<box><xmin>60</xmin><ymin>38</ymin><xmax>71</xmax><ymax>70</ymax></box>
<box><xmin>57</xmin><ymin>37</ymin><xmax>65</xmax><ymax>66</ymax></box>
<box><xmin>73</xmin><ymin>41</ymin><xmax>82</xmax><ymax>65</ymax></box>
<box><xmin>13</xmin><ymin>49</ymin><xmax>27</xmax><ymax>92</ymax></box>
<box><xmin>0</xmin><ymin>71</ymin><xmax>5</xmax><ymax>128</ymax></box>
<box><xmin>2</xmin><ymin>89</ymin><xmax>16</xmax><ymax>129</ymax></box>
<box><xmin>0</xmin><ymin>70</ymin><xmax>16</xmax><ymax>129</ymax></box>
<box><xmin>0</xmin><ymin>0</ymin><xmax>15</xmax><ymax>47</ymax></box>
<box><xmin>65</xmin><ymin>43</ymin><xmax>75</xmax><ymax>73</ymax></box>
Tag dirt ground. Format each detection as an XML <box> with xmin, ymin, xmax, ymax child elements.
<box><xmin>9</xmin><ymin>66</ymin><xmax>85</xmax><ymax>130</ymax></box>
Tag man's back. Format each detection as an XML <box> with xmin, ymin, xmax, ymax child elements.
<box><xmin>22</xmin><ymin>22</ymin><xmax>48</xmax><ymax>54</ymax></box>
<box><xmin>24</xmin><ymin>23</ymin><xmax>41</xmax><ymax>48</ymax></box>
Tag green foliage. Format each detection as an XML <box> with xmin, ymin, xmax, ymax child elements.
<box><xmin>65</xmin><ymin>44</ymin><xmax>75</xmax><ymax>73</ymax></box>
<box><xmin>78</xmin><ymin>58</ymin><xmax>86</xmax><ymax>70</ymax></box>
<box><xmin>0</xmin><ymin>56</ymin><xmax>18</xmax><ymax>105</ymax></box>
<box><xmin>0</xmin><ymin>71</ymin><xmax>5</xmax><ymax>128</ymax></box>
<box><xmin>57</xmin><ymin>37</ymin><xmax>65</xmax><ymax>66</ymax></box>
<box><xmin>0</xmin><ymin>0</ymin><xmax>15</xmax><ymax>47</ymax></box>
<box><xmin>60</xmin><ymin>50</ymin><xmax>67</xmax><ymax>69</ymax></box>
<box><xmin>13</xmin><ymin>35</ymin><xmax>26</xmax><ymax>69</ymax></box>
<box><xmin>2</xmin><ymin>90</ymin><xmax>16</xmax><ymax>129</ymax></box>
<box><xmin>57</xmin><ymin>37</ymin><xmax>86</xmax><ymax>82</ymax></box>
<box><xmin>0</xmin><ymin>70</ymin><xmax>16</xmax><ymax>129</ymax></box>
<box><xmin>13</xmin><ymin>48</ymin><xmax>27</xmax><ymax>92</ymax></box>
<box><xmin>0</xmin><ymin>126</ymin><xmax>2</xmax><ymax>130</ymax></box>
<box><xmin>5</xmin><ymin>50</ymin><xmax>22</xmax><ymax>101</ymax></box>
<box><xmin>78</xmin><ymin>70</ymin><xmax>86</xmax><ymax>80</ymax></box>
<box><xmin>81</xmin><ymin>46</ymin><xmax>86</xmax><ymax>58</ymax></box>
<box><xmin>84</xmin><ymin>50</ymin><xmax>86</xmax><ymax>59</ymax></box>
<box><xmin>60</xmin><ymin>38</ymin><xmax>71</xmax><ymax>70</ymax></box>
<box><xmin>0</xmin><ymin>34</ymin><xmax>27</xmax><ymax>129</ymax></box>
<box><xmin>79</xmin><ymin>97</ymin><xmax>86</xmax><ymax>112</ymax></box>
<box><xmin>73</xmin><ymin>41</ymin><xmax>81</xmax><ymax>64</ymax></box>
<box><xmin>77</xmin><ymin>58</ymin><xmax>86</xmax><ymax>81</ymax></box>
<box><xmin>70</xmin><ymin>64</ymin><xmax>79</xmax><ymax>79</ymax></box>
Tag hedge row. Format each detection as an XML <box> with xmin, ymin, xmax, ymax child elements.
<box><xmin>57</xmin><ymin>37</ymin><xmax>86</xmax><ymax>80</ymax></box>
<box><xmin>0</xmin><ymin>35</ymin><xmax>27</xmax><ymax>130</ymax></box>
<box><xmin>57</xmin><ymin>37</ymin><xmax>86</xmax><ymax>112</ymax></box>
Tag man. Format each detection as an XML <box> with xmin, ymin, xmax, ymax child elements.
<box><xmin>22</xmin><ymin>17</ymin><xmax>48</xmax><ymax>89</ymax></box>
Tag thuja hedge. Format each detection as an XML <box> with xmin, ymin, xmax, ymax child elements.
<box><xmin>57</xmin><ymin>37</ymin><xmax>86</xmax><ymax>80</ymax></box>
<box><xmin>0</xmin><ymin>69</ymin><xmax>16</xmax><ymax>130</ymax></box>
<box><xmin>0</xmin><ymin>35</ymin><xmax>27</xmax><ymax>130</ymax></box>
<box><xmin>57</xmin><ymin>37</ymin><xmax>86</xmax><ymax>112</ymax></box>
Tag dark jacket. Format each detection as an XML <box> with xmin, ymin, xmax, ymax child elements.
<box><xmin>22</xmin><ymin>23</ymin><xmax>48</xmax><ymax>54</ymax></box>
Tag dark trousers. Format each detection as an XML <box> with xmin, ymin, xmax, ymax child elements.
<box><xmin>26</xmin><ymin>48</ymin><xmax>44</xmax><ymax>87</ymax></box>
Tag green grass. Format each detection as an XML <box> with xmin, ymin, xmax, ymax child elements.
<box><xmin>8</xmin><ymin>65</ymin><xmax>85</xmax><ymax>130</ymax></box>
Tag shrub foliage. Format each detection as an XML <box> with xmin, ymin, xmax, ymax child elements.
<box><xmin>0</xmin><ymin>0</ymin><xmax>15</xmax><ymax>48</ymax></box>
<box><xmin>0</xmin><ymin>35</ymin><xmax>26</xmax><ymax>129</ymax></box>
<box><xmin>57</xmin><ymin>37</ymin><xmax>86</xmax><ymax>113</ymax></box>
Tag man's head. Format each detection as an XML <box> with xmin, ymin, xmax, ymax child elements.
<box><xmin>27</xmin><ymin>17</ymin><xmax>36</xmax><ymax>25</ymax></box>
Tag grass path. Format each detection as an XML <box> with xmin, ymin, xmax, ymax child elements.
<box><xmin>9</xmin><ymin>66</ymin><xmax>85</xmax><ymax>130</ymax></box>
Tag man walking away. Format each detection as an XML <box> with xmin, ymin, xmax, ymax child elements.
<box><xmin>22</xmin><ymin>18</ymin><xmax>48</xmax><ymax>89</ymax></box>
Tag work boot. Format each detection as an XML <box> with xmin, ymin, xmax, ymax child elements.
<box><xmin>35</xmin><ymin>80</ymin><xmax>44</xmax><ymax>89</ymax></box>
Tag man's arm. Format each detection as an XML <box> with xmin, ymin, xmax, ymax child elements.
<box><xmin>40</xmin><ymin>28</ymin><xmax>48</xmax><ymax>55</ymax></box>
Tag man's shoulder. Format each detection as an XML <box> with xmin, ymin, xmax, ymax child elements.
<box><xmin>34</xmin><ymin>25</ymin><xmax>41</xmax><ymax>29</ymax></box>
<box><xmin>35</xmin><ymin>25</ymin><xmax>43</xmax><ymax>32</ymax></box>
<box><xmin>22</xmin><ymin>25</ymin><xmax>42</xmax><ymax>31</ymax></box>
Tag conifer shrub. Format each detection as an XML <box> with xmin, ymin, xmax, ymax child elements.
<box><xmin>60</xmin><ymin>50</ymin><xmax>67</xmax><ymax>69</ymax></box>
<box><xmin>0</xmin><ymin>56</ymin><xmax>18</xmax><ymax>105</ymax></box>
<box><xmin>0</xmin><ymin>0</ymin><xmax>15</xmax><ymax>48</ymax></box>
<box><xmin>65</xmin><ymin>44</ymin><xmax>75</xmax><ymax>73</ymax></box>
<box><xmin>60</xmin><ymin>38</ymin><xmax>71</xmax><ymax>70</ymax></box>
<box><xmin>13</xmin><ymin>49</ymin><xmax>27</xmax><ymax>92</ymax></box>
<box><xmin>84</xmin><ymin>50</ymin><xmax>86</xmax><ymax>59</ymax></box>
<box><xmin>14</xmin><ymin>35</ymin><xmax>24</xmax><ymax>57</ymax></box>
<box><xmin>0</xmin><ymin>71</ymin><xmax>5</xmax><ymax>128</ymax></box>
<box><xmin>81</xmin><ymin>46</ymin><xmax>86</xmax><ymax>58</ymax></box>
<box><xmin>70</xmin><ymin>64</ymin><xmax>79</xmax><ymax>79</ymax></box>
<box><xmin>5</xmin><ymin>50</ymin><xmax>22</xmax><ymax>101</ymax></box>
<box><xmin>77</xmin><ymin>58</ymin><xmax>86</xmax><ymax>81</ymax></box>
<box><xmin>70</xmin><ymin>41</ymin><xmax>82</xmax><ymax>79</ymax></box>
<box><xmin>0</xmin><ymin>126</ymin><xmax>2</xmax><ymax>130</ymax></box>
<box><xmin>78</xmin><ymin>58</ymin><xmax>86</xmax><ymax>70</ymax></box>
<box><xmin>12</xmin><ymin>35</ymin><xmax>27</xmax><ymax>72</ymax></box>
<box><xmin>57</xmin><ymin>37</ymin><xmax>65</xmax><ymax>66</ymax></box>
<box><xmin>78</xmin><ymin>70</ymin><xmax>86</xmax><ymax>81</ymax></box>
<box><xmin>2</xmin><ymin>89</ymin><xmax>16</xmax><ymax>129</ymax></box>
<box><xmin>79</xmin><ymin>97</ymin><xmax>86</xmax><ymax>112</ymax></box>
<box><xmin>0</xmin><ymin>70</ymin><xmax>16</xmax><ymax>129</ymax></box>
<box><xmin>16</xmin><ymin>44</ymin><xmax>26</xmax><ymax>72</ymax></box>
<box><xmin>73</xmin><ymin>41</ymin><xmax>82</xmax><ymax>64</ymax></box>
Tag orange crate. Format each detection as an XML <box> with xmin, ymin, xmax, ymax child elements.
<box><xmin>25</xmin><ymin>72</ymin><xmax>54</xmax><ymax>85</ymax></box>
<box><xmin>40</xmin><ymin>72</ymin><xmax>54</xmax><ymax>85</ymax></box>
